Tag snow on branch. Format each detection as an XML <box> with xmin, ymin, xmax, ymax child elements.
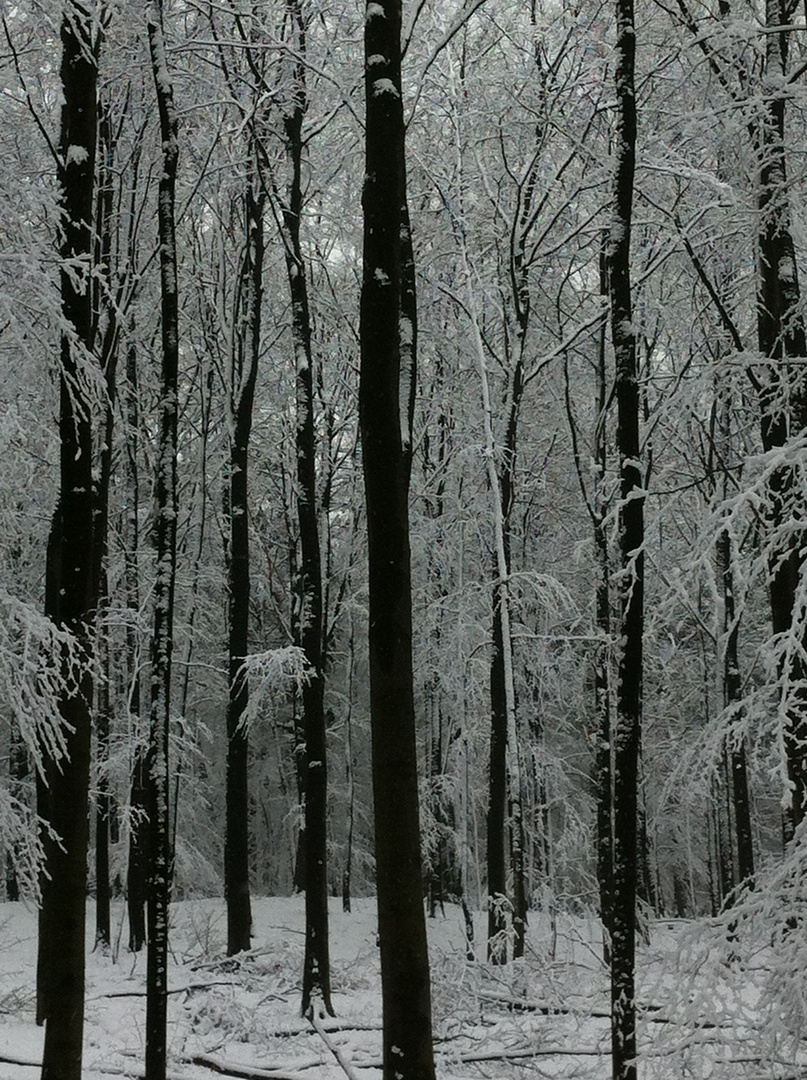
<box><xmin>236</xmin><ymin>646</ymin><xmax>310</xmax><ymax>733</ymax></box>
<box><xmin>0</xmin><ymin>787</ymin><xmax>46</xmax><ymax>901</ymax></box>
<box><xmin>0</xmin><ymin>589</ymin><xmax>79</xmax><ymax>775</ymax></box>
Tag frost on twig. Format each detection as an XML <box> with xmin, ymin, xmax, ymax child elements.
<box><xmin>0</xmin><ymin>588</ymin><xmax>78</xmax><ymax>773</ymax></box>
<box><xmin>0</xmin><ymin>787</ymin><xmax>46</xmax><ymax>901</ymax></box>
<box><xmin>0</xmin><ymin>588</ymin><xmax>79</xmax><ymax>900</ymax></box>
<box><xmin>236</xmin><ymin>646</ymin><xmax>310</xmax><ymax>734</ymax></box>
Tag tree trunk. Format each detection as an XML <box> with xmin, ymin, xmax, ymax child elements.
<box><xmin>95</xmin><ymin>580</ymin><xmax>112</xmax><ymax>951</ymax></box>
<box><xmin>461</xmin><ymin>234</ymin><xmax>528</xmax><ymax>965</ymax></box>
<box><xmin>594</xmin><ymin>234</ymin><xmax>613</xmax><ymax>964</ymax></box>
<box><xmin>145</xmin><ymin>3</ymin><xmax>180</xmax><ymax>1076</ymax></box>
<box><xmin>128</xmin><ymin>748</ymin><xmax>149</xmax><ymax>953</ymax></box>
<box><xmin>224</xmin><ymin>172</ymin><xmax>262</xmax><ymax>958</ymax></box>
<box><xmin>124</xmin><ymin>338</ymin><xmax>148</xmax><ymax>953</ymax></box>
<box><xmin>756</xmin><ymin>0</ymin><xmax>807</xmax><ymax>837</ymax></box>
<box><xmin>276</xmin><ymin>0</ymin><xmax>333</xmax><ymax>1014</ymax></box>
<box><xmin>717</xmin><ymin>527</ymin><xmax>754</xmax><ymax>889</ymax></box>
<box><xmin>360</xmin><ymin>0</ymin><xmax>435</xmax><ymax>1075</ymax></box>
<box><xmin>37</xmin><ymin>6</ymin><xmax>99</xmax><ymax>1079</ymax></box>
<box><xmin>609</xmin><ymin>0</ymin><xmax>642</xmax><ymax>1069</ymax></box>
<box><xmin>342</xmin><ymin>615</ymin><xmax>356</xmax><ymax>914</ymax></box>
<box><xmin>486</xmin><ymin>590</ymin><xmax>508</xmax><ymax>963</ymax></box>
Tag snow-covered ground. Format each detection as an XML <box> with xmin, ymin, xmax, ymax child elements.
<box><xmin>0</xmin><ymin>896</ymin><xmax>801</xmax><ymax>1079</ymax></box>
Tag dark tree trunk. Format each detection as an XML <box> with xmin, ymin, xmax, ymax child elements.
<box><xmin>755</xmin><ymin>1</ymin><xmax>807</xmax><ymax>838</ymax></box>
<box><xmin>717</xmin><ymin>528</ymin><xmax>755</xmax><ymax>889</ymax></box>
<box><xmin>224</xmin><ymin>173</ymin><xmax>262</xmax><ymax>957</ymax></box>
<box><xmin>360</xmin><ymin>0</ymin><xmax>435</xmax><ymax>1075</ymax></box>
<box><xmin>609</xmin><ymin>0</ymin><xmax>642</xmax><ymax>1070</ymax></box>
<box><xmin>92</xmin><ymin>98</ymin><xmax>122</xmax><ymax>954</ymax></box>
<box><xmin>422</xmin><ymin>377</ymin><xmax>459</xmax><ymax>917</ymax></box>
<box><xmin>124</xmin><ymin>339</ymin><xmax>148</xmax><ymax>953</ymax></box>
<box><xmin>145</xmin><ymin>4</ymin><xmax>179</xmax><ymax>1076</ymax></box>
<box><xmin>95</xmin><ymin>582</ymin><xmax>112</xmax><ymax>951</ymax></box>
<box><xmin>485</xmin><ymin>365</ymin><xmax>526</xmax><ymax>962</ymax></box>
<box><xmin>594</xmin><ymin>235</ymin><xmax>613</xmax><ymax>964</ymax></box>
<box><xmin>37</xmin><ymin>6</ymin><xmax>99</xmax><ymax>1079</ymax></box>
<box><xmin>128</xmin><ymin>748</ymin><xmax>149</xmax><ymax>953</ymax></box>
<box><xmin>342</xmin><ymin>618</ymin><xmax>356</xmax><ymax>914</ymax></box>
<box><xmin>482</xmin><ymin>126</ymin><xmax>534</xmax><ymax>960</ymax></box>
<box><xmin>276</xmin><ymin>0</ymin><xmax>333</xmax><ymax>1014</ymax></box>
<box><xmin>486</xmin><ymin>590</ymin><xmax>508</xmax><ymax>963</ymax></box>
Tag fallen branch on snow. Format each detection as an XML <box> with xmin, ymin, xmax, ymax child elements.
<box><xmin>190</xmin><ymin>1053</ymin><xmax>312</xmax><ymax>1080</ymax></box>
<box><xmin>309</xmin><ymin>1009</ymin><xmax>363</xmax><ymax>1080</ymax></box>
<box><xmin>0</xmin><ymin>1051</ymin><xmax>40</xmax><ymax>1069</ymax></box>
<box><xmin>87</xmin><ymin>980</ymin><xmax>240</xmax><ymax>1001</ymax></box>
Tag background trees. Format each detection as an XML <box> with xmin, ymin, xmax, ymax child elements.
<box><xmin>6</xmin><ymin>0</ymin><xmax>807</xmax><ymax>1075</ymax></box>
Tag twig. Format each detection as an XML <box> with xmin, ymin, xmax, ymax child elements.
<box><xmin>0</xmin><ymin>1051</ymin><xmax>40</xmax><ymax>1069</ymax></box>
<box><xmin>87</xmin><ymin>979</ymin><xmax>239</xmax><ymax>1000</ymax></box>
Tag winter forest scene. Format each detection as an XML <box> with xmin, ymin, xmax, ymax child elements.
<box><xmin>7</xmin><ymin>0</ymin><xmax>807</xmax><ymax>1076</ymax></box>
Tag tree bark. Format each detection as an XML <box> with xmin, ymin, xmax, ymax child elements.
<box><xmin>95</xmin><ymin>576</ymin><xmax>112</xmax><ymax>951</ymax></box>
<box><xmin>37</xmin><ymin>6</ymin><xmax>100</xmax><ymax>1078</ymax></box>
<box><xmin>146</xmin><ymin>2</ymin><xmax>180</xmax><ymax>1075</ymax></box>
<box><xmin>755</xmin><ymin>0</ymin><xmax>807</xmax><ymax>838</ymax></box>
<box><xmin>486</xmin><ymin>587</ymin><xmax>508</xmax><ymax>962</ymax></box>
<box><xmin>224</xmin><ymin>174</ymin><xmax>262</xmax><ymax>958</ymax></box>
<box><xmin>609</xmin><ymin>0</ymin><xmax>642</xmax><ymax>1071</ymax></box>
<box><xmin>717</xmin><ymin>527</ymin><xmax>754</xmax><ymax>888</ymax></box>
<box><xmin>279</xmin><ymin>0</ymin><xmax>333</xmax><ymax>1016</ymax></box>
<box><xmin>125</xmin><ymin>338</ymin><xmax>148</xmax><ymax>953</ymax></box>
<box><xmin>594</xmin><ymin>235</ymin><xmax>613</xmax><ymax>963</ymax></box>
<box><xmin>360</xmin><ymin>1</ymin><xmax>435</xmax><ymax>1075</ymax></box>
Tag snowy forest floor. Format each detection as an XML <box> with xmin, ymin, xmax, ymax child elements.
<box><xmin>0</xmin><ymin>895</ymin><xmax>802</xmax><ymax>1080</ymax></box>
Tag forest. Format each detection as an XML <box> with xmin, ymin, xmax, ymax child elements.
<box><xmin>2</xmin><ymin>0</ymin><xmax>807</xmax><ymax>1076</ymax></box>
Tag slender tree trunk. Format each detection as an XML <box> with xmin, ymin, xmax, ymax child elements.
<box><xmin>145</xmin><ymin>3</ymin><xmax>179</xmax><ymax>1075</ymax></box>
<box><xmin>342</xmin><ymin>615</ymin><xmax>356</xmax><ymax>914</ymax></box>
<box><xmin>717</xmin><ymin>527</ymin><xmax>754</xmax><ymax>888</ymax></box>
<box><xmin>125</xmin><ymin>338</ymin><xmax>148</xmax><ymax>953</ymax></box>
<box><xmin>487</xmin><ymin>588</ymin><xmax>508</xmax><ymax>962</ymax></box>
<box><xmin>92</xmin><ymin>156</ymin><xmax>119</xmax><ymax>948</ymax></box>
<box><xmin>609</xmin><ymin>0</ymin><xmax>642</xmax><ymax>1069</ymax></box>
<box><xmin>95</xmin><ymin>577</ymin><xmax>112</xmax><ymax>951</ymax></box>
<box><xmin>276</xmin><ymin>0</ymin><xmax>333</xmax><ymax>1013</ymax></box>
<box><xmin>224</xmin><ymin>173</ymin><xmax>262</xmax><ymax>957</ymax></box>
<box><xmin>460</xmin><ymin>231</ymin><xmax>527</xmax><ymax>964</ymax></box>
<box><xmin>594</xmin><ymin>235</ymin><xmax>613</xmax><ymax>965</ymax></box>
<box><xmin>755</xmin><ymin>0</ymin><xmax>807</xmax><ymax>837</ymax></box>
<box><xmin>37</xmin><ymin>6</ymin><xmax>99</xmax><ymax>1078</ymax></box>
<box><xmin>360</xmin><ymin>1</ymin><xmax>435</xmax><ymax>1074</ymax></box>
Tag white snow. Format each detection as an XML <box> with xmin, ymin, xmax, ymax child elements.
<box><xmin>65</xmin><ymin>144</ymin><xmax>89</xmax><ymax>166</ymax></box>
<box><xmin>372</xmin><ymin>78</ymin><xmax>399</xmax><ymax>99</ymax></box>
<box><xmin>0</xmin><ymin>896</ymin><xmax>797</xmax><ymax>1080</ymax></box>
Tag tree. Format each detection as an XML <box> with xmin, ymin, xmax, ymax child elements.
<box><xmin>223</xmin><ymin>168</ymin><xmax>262</xmax><ymax>957</ymax></box>
<box><xmin>360</xmin><ymin>0</ymin><xmax>435</xmax><ymax>1076</ymax></box>
<box><xmin>145</xmin><ymin>0</ymin><xmax>179</xmax><ymax>1074</ymax></box>
<box><xmin>125</xmin><ymin>338</ymin><xmax>148</xmax><ymax>953</ymax></box>
<box><xmin>276</xmin><ymin>0</ymin><xmax>334</xmax><ymax>1017</ymax></box>
<box><xmin>566</xmin><ymin>230</ymin><xmax>614</xmax><ymax>959</ymax></box>
<box><xmin>608</xmin><ymin>0</ymin><xmax>642</xmax><ymax>1070</ymax></box>
<box><xmin>37</xmin><ymin>4</ymin><xmax>101</xmax><ymax>1077</ymax></box>
<box><xmin>754</xmin><ymin>0</ymin><xmax>807</xmax><ymax>839</ymax></box>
